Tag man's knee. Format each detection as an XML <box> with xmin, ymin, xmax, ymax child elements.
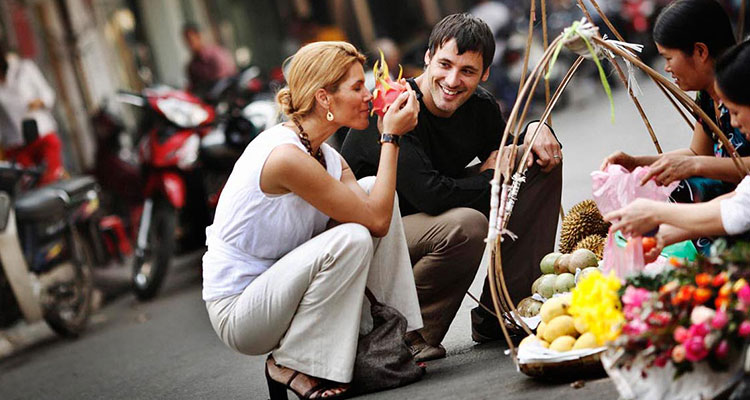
<box><xmin>441</xmin><ymin>208</ymin><xmax>488</xmax><ymax>249</ymax></box>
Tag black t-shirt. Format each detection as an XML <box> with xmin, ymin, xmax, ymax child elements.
<box><xmin>341</xmin><ymin>78</ymin><xmax>511</xmax><ymax>217</ymax></box>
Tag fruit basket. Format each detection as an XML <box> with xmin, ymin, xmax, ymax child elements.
<box><xmin>518</xmin><ymin>345</ymin><xmax>606</xmax><ymax>379</ymax></box>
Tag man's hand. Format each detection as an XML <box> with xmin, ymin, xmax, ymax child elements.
<box><xmin>524</xmin><ymin>122</ymin><xmax>561</xmax><ymax>173</ymax></box>
<box><xmin>479</xmin><ymin>147</ymin><xmax>515</xmax><ymax>174</ymax></box>
<box><xmin>600</xmin><ymin>150</ymin><xmax>638</xmax><ymax>171</ymax></box>
<box><xmin>639</xmin><ymin>154</ymin><xmax>697</xmax><ymax>186</ymax></box>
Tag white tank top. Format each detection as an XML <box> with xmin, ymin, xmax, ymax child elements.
<box><xmin>202</xmin><ymin>124</ymin><xmax>342</xmax><ymax>301</ymax></box>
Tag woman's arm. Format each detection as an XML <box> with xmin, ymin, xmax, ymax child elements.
<box><xmin>604</xmin><ymin>195</ymin><xmax>731</xmax><ymax>238</ymax></box>
<box><xmin>262</xmin><ymin>90</ymin><xmax>418</xmax><ymax>237</ymax></box>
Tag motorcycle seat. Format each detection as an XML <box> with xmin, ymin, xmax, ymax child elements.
<box><xmin>47</xmin><ymin>176</ymin><xmax>99</xmax><ymax>205</ymax></box>
<box><xmin>14</xmin><ymin>187</ymin><xmax>66</xmax><ymax>222</ymax></box>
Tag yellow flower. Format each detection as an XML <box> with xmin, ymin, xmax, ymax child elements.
<box><xmin>568</xmin><ymin>270</ymin><xmax>624</xmax><ymax>345</ymax></box>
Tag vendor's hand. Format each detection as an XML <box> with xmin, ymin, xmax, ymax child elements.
<box><xmin>381</xmin><ymin>81</ymin><xmax>419</xmax><ymax>135</ymax></box>
<box><xmin>525</xmin><ymin>122</ymin><xmax>561</xmax><ymax>173</ymax></box>
<box><xmin>479</xmin><ymin>147</ymin><xmax>515</xmax><ymax>174</ymax></box>
<box><xmin>604</xmin><ymin>198</ymin><xmax>662</xmax><ymax>237</ymax></box>
<box><xmin>27</xmin><ymin>98</ymin><xmax>45</xmax><ymax>111</ymax></box>
<box><xmin>640</xmin><ymin>154</ymin><xmax>696</xmax><ymax>186</ymax></box>
<box><xmin>600</xmin><ymin>150</ymin><xmax>638</xmax><ymax>171</ymax></box>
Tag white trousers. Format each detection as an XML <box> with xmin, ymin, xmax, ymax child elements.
<box><xmin>205</xmin><ymin>177</ymin><xmax>422</xmax><ymax>383</ymax></box>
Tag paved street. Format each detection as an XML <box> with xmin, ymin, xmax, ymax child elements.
<box><xmin>0</xmin><ymin>68</ymin><xmax>690</xmax><ymax>399</ymax></box>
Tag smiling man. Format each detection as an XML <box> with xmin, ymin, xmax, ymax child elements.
<box><xmin>341</xmin><ymin>13</ymin><xmax>563</xmax><ymax>360</ymax></box>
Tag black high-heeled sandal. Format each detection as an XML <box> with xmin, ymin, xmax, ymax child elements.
<box><xmin>265</xmin><ymin>357</ymin><xmax>349</xmax><ymax>400</ymax></box>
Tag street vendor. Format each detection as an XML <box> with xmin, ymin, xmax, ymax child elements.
<box><xmin>604</xmin><ymin>40</ymin><xmax>750</xmax><ymax>256</ymax></box>
<box><xmin>341</xmin><ymin>13</ymin><xmax>563</xmax><ymax>360</ymax></box>
<box><xmin>600</xmin><ymin>0</ymin><xmax>750</xmax><ymax>254</ymax></box>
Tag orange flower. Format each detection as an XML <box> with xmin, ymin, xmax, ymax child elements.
<box><xmin>712</xmin><ymin>273</ymin><xmax>728</xmax><ymax>288</ymax></box>
<box><xmin>672</xmin><ymin>285</ymin><xmax>695</xmax><ymax>306</ymax></box>
<box><xmin>660</xmin><ymin>280</ymin><xmax>679</xmax><ymax>295</ymax></box>
<box><xmin>695</xmin><ymin>273</ymin><xmax>712</xmax><ymax>288</ymax></box>
<box><xmin>719</xmin><ymin>282</ymin><xmax>732</xmax><ymax>298</ymax></box>
<box><xmin>669</xmin><ymin>257</ymin><xmax>684</xmax><ymax>267</ymax></box>
<box><xmin>693</xmin><ymin>287</ymin><xmax>713</xmax><ymax>305</ymax></box>
<box><xmin>715</xmin><ymin>297</ymin><xmax>729</xmax><ymax>309</ymax></box>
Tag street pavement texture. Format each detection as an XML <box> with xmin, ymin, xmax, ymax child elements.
<box><xmin>0</xmin><ymin>70</ymin><xmax>690</xmax><ymax>399</ymax></box>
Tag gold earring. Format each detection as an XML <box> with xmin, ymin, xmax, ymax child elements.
<box><xmin>326</xmin><ymin>110</ymin><xmax>334</xmax><ymax>121</ymax></box>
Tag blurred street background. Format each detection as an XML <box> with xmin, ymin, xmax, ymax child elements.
<box><xmin>0</xmin><ymin>0</ymin><xmax>749</xmax><ymax>399</ymax></box>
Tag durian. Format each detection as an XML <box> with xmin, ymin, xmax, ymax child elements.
<box><xmin>573</xmin><ymin>234</ymin><xmax>605</xmax><ymax>259</ymax></box>
<box><xmin>558</xmin><ymin>200</ymin><xmax>610</xmax><ymax>253</ymax></box>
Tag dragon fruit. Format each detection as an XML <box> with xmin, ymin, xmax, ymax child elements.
<box><xmin>371</xmin><ymin>50</ymin><xmax>406</xmax><ymax>117</ymax></box>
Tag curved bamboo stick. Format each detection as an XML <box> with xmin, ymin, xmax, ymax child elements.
<box><xmin>516</xmin><ymin>57</ymin><xmax>585</xmax><ymax>181</ymax></box>
<box><xmin>517</xmin><ymin>0</ymin><xmax>538</xmax><ymax>98</ymax></box>
<box><xmin>541</xmin><ymin>0</ymin><xmax>552</xmax><ymax>126</ymax></box>
<box><xmin>575</xmin><ymin>0</ymin><xmax>663</xmax><ymax>154</ymax></box>
<box><xmin>582</xmin><ymin>0</ymin><xmax>695</xmax><ymax>138</ymax></box>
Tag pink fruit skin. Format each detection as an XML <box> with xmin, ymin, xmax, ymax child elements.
<box><xmin>372</xmin><ymin>81</ymin><xmax>406</xmax><ymax>117</ymax></box>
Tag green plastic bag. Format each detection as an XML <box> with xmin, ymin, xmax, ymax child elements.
<box><xmin>614</xmin><ymin>231</ymin><xmax>698</xmax><ymax>261</ymax></box>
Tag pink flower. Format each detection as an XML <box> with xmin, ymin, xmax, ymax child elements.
<box><xmin>687</xmin><ymin>323</ymin><xmax>710</xmax><ymax>338</ymax></box>
<box><xmin>711</xmin><ymin>309</ymin><xmax>729</xmax><ymax>330</ymax></box>
<box><xmin>685</xmin><ymin>336</ymin><xmax>709</xmax><ymax>362</ymax></box>
<box><xmin>622</xmin><ymin>286</ymin><xmax>652</xmax><ymax>308</ymax></box>
<box><xmin>739</xmin><ymin>320</ymin><xmax>750</xmax><ymax>337</ymax></box>
<box><xmin>672</xmin><ymin>345</ymin><xmax>686</xmax><ymax>363</ymax></box>
<box><xmin>654</xmin><ymin>351</ymin><xmax>670</xmax><ymax>367</ymax></box>
<box><xmin>623</xmin><ymin>319</ymin><xmax>650</xmax><ymax>336</ymax></box>
<box><xmin>715</xmin><ymin>339</ymin><xmax>729</xmax><ymax>359</ymax></box>
<box><xmin>690</xmin><ymin>306</ymin><xmax>715</xmax><ymax>326</ymax></box>
<box><xmin>624</xmin><ymin>306</ymin><xmax>641</xmax><ymax>321</ymax></box>
<box><xmin>673</xmin><ymin>326</ymin><xmax>689</xmax><ymax>343</ymax></box>
<box><xmin>738</xmin><ymin>285</ymin><xmax>750</xmax><ymax>304</ymax></box>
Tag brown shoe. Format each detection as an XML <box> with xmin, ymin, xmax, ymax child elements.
<box><xmin>406</xmin><ymin>331</ymin><xmax>446</xmax><ymax>362</ymax></box>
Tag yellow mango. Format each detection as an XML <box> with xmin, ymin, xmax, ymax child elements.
<box><xmin>549</xmin><ymin>335</ymin><xmax>576</xmax><ymax>352</ymax></box>
<box><xmin>543</xmin><ymin>315</ymin><xmax>577</xmax><ymax>343</ymax></box>
<box><xmin>539</xmin><ymin>296</ymin><xmax>570</xmax><ymax>323</ymax></box>
<box><xmin>574</xmin><ymin>316</ymin><xmax>588</xmax><ymax>335</ymax></box>
<box><xmin>536</xmin><ymin>321</ymin><xmax>547</xmax><ymax>339</ymax></box>
<box><xmin>573</xmin><ymin>332</ymin><xmax>598</xmax><ymax>350</ymax></box>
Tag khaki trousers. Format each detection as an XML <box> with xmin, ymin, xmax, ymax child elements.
<box><xmin>403</xmin><ymin>208</ymin><xmax>488</xmax><ymax>346</ymax></box>
<box><xmin>205</xmin><ymin>177</ymin><xmax>422</xmax><ymax>383</ymax></box>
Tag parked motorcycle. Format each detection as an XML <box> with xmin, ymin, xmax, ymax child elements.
<box><xmin>0</xmin><ymin>161</ymin><xmax>96</xmax><ymax>337</ymax></box>
<box><xmin>117</xmin><ymin>68</ymin><xmax>276</xmax><ymax>301</ymax></box>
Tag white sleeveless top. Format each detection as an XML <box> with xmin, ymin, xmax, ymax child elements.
<box><xmin>202</xmin><ymin>124</ymin><xmax>342</xmax><ymax>301</ymax></box>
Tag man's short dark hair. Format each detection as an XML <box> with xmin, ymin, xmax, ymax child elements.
<box><xmin>182</xmin><ymin>22</ymin><xmax>201</xmax><ymax>36</ymax></box>
<box><xmin>427</xmin><ymin>13</ymin><xmax>495</xmax><ymax>72</ymax></box>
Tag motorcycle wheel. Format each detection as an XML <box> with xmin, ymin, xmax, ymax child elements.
<box><xmin>41</xmin><ymin>229</ymin><xmax>94</xmax><ymax>338</ymax></box>
<box><xmin>132</xmin><ymin>199</ymin><xmax>176</xmax><ymax>301</ymax></box>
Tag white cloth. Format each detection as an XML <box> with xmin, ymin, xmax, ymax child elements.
<box><xmin>205</xmin><ymin>177</ymin><xmax>423</xmax><ymax>383</ymax></box>
<box><xmin>720</xmin><ymin>175</ymin><xmax>750</xmax><ymax>235</ymax></box>
<box><xmin>0</xmin><ymin>55</ymin><xmax>56</xmax><ymax>148</ymax></box>
<box><xmin>202</xmin><ymin>124</ymin><xmax>342</xmax><ymax>301</ymax></box>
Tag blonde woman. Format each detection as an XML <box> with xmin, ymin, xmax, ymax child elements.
<box><xmin>202</xmin><ymin>41</ymin><xmax>422</xmax><ymax>399</ymax></box>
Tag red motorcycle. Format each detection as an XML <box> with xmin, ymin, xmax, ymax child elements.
<box><xmin>118</xmin><ymin>87</ymin><xmax>214</xmax><ymax>300</ymax></box>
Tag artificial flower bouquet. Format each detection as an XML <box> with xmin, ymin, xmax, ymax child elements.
<box><xmin>602</xmin><ymin>239</ymin><xmax>750</xmax><ymax>399</ymax></box>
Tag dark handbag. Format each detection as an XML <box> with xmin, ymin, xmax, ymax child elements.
<box><xmin>350</xmin><ymin>288</ymin><xmax>425</xmax><ymax>395</ymax></box>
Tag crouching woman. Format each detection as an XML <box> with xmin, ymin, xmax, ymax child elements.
<box><xmin>202</xmin><ymin>41</ymin><xmax>422</xmax><ymax>399</ymax></box>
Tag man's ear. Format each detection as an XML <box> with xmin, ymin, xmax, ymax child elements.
<box><xmin>314</xmin><ymin>88</ymin><xmax>330</xmax><ymax>110</ymax></box>
<box><xmin>423</xmin><ymin>49</ymin><xmax>431</xmax><ymax>67</ymax></box>
<box><xmin>693</xmin><ymin>42</ymin><xmax>710</xmax><ymax>62</ymax></box>
<box><xmin>481</xmin><ymin>67</ymin><xmax>490</xmax><ymax>82</ymax></box>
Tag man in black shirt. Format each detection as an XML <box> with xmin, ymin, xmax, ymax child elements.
<box><xmin>341</xmin><ymin>13</ymin><xmax>562</xmax><ymax>360</ymax></box>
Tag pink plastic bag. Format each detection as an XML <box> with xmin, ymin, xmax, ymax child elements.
<box><xmin>591</xmin><ymin>165</ymin><xmax>678</xmax><ymax>215</ymax></box>
<box><xmin>591</xmin><ymin>165</ymin><xmax>677</xmax><ymax>277</ymax></box>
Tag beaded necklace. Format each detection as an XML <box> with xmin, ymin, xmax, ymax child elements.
<box><xmin>291</xmin><ymin>118</ymin><xmax>327</xmax><ymax>169</ymax></box>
